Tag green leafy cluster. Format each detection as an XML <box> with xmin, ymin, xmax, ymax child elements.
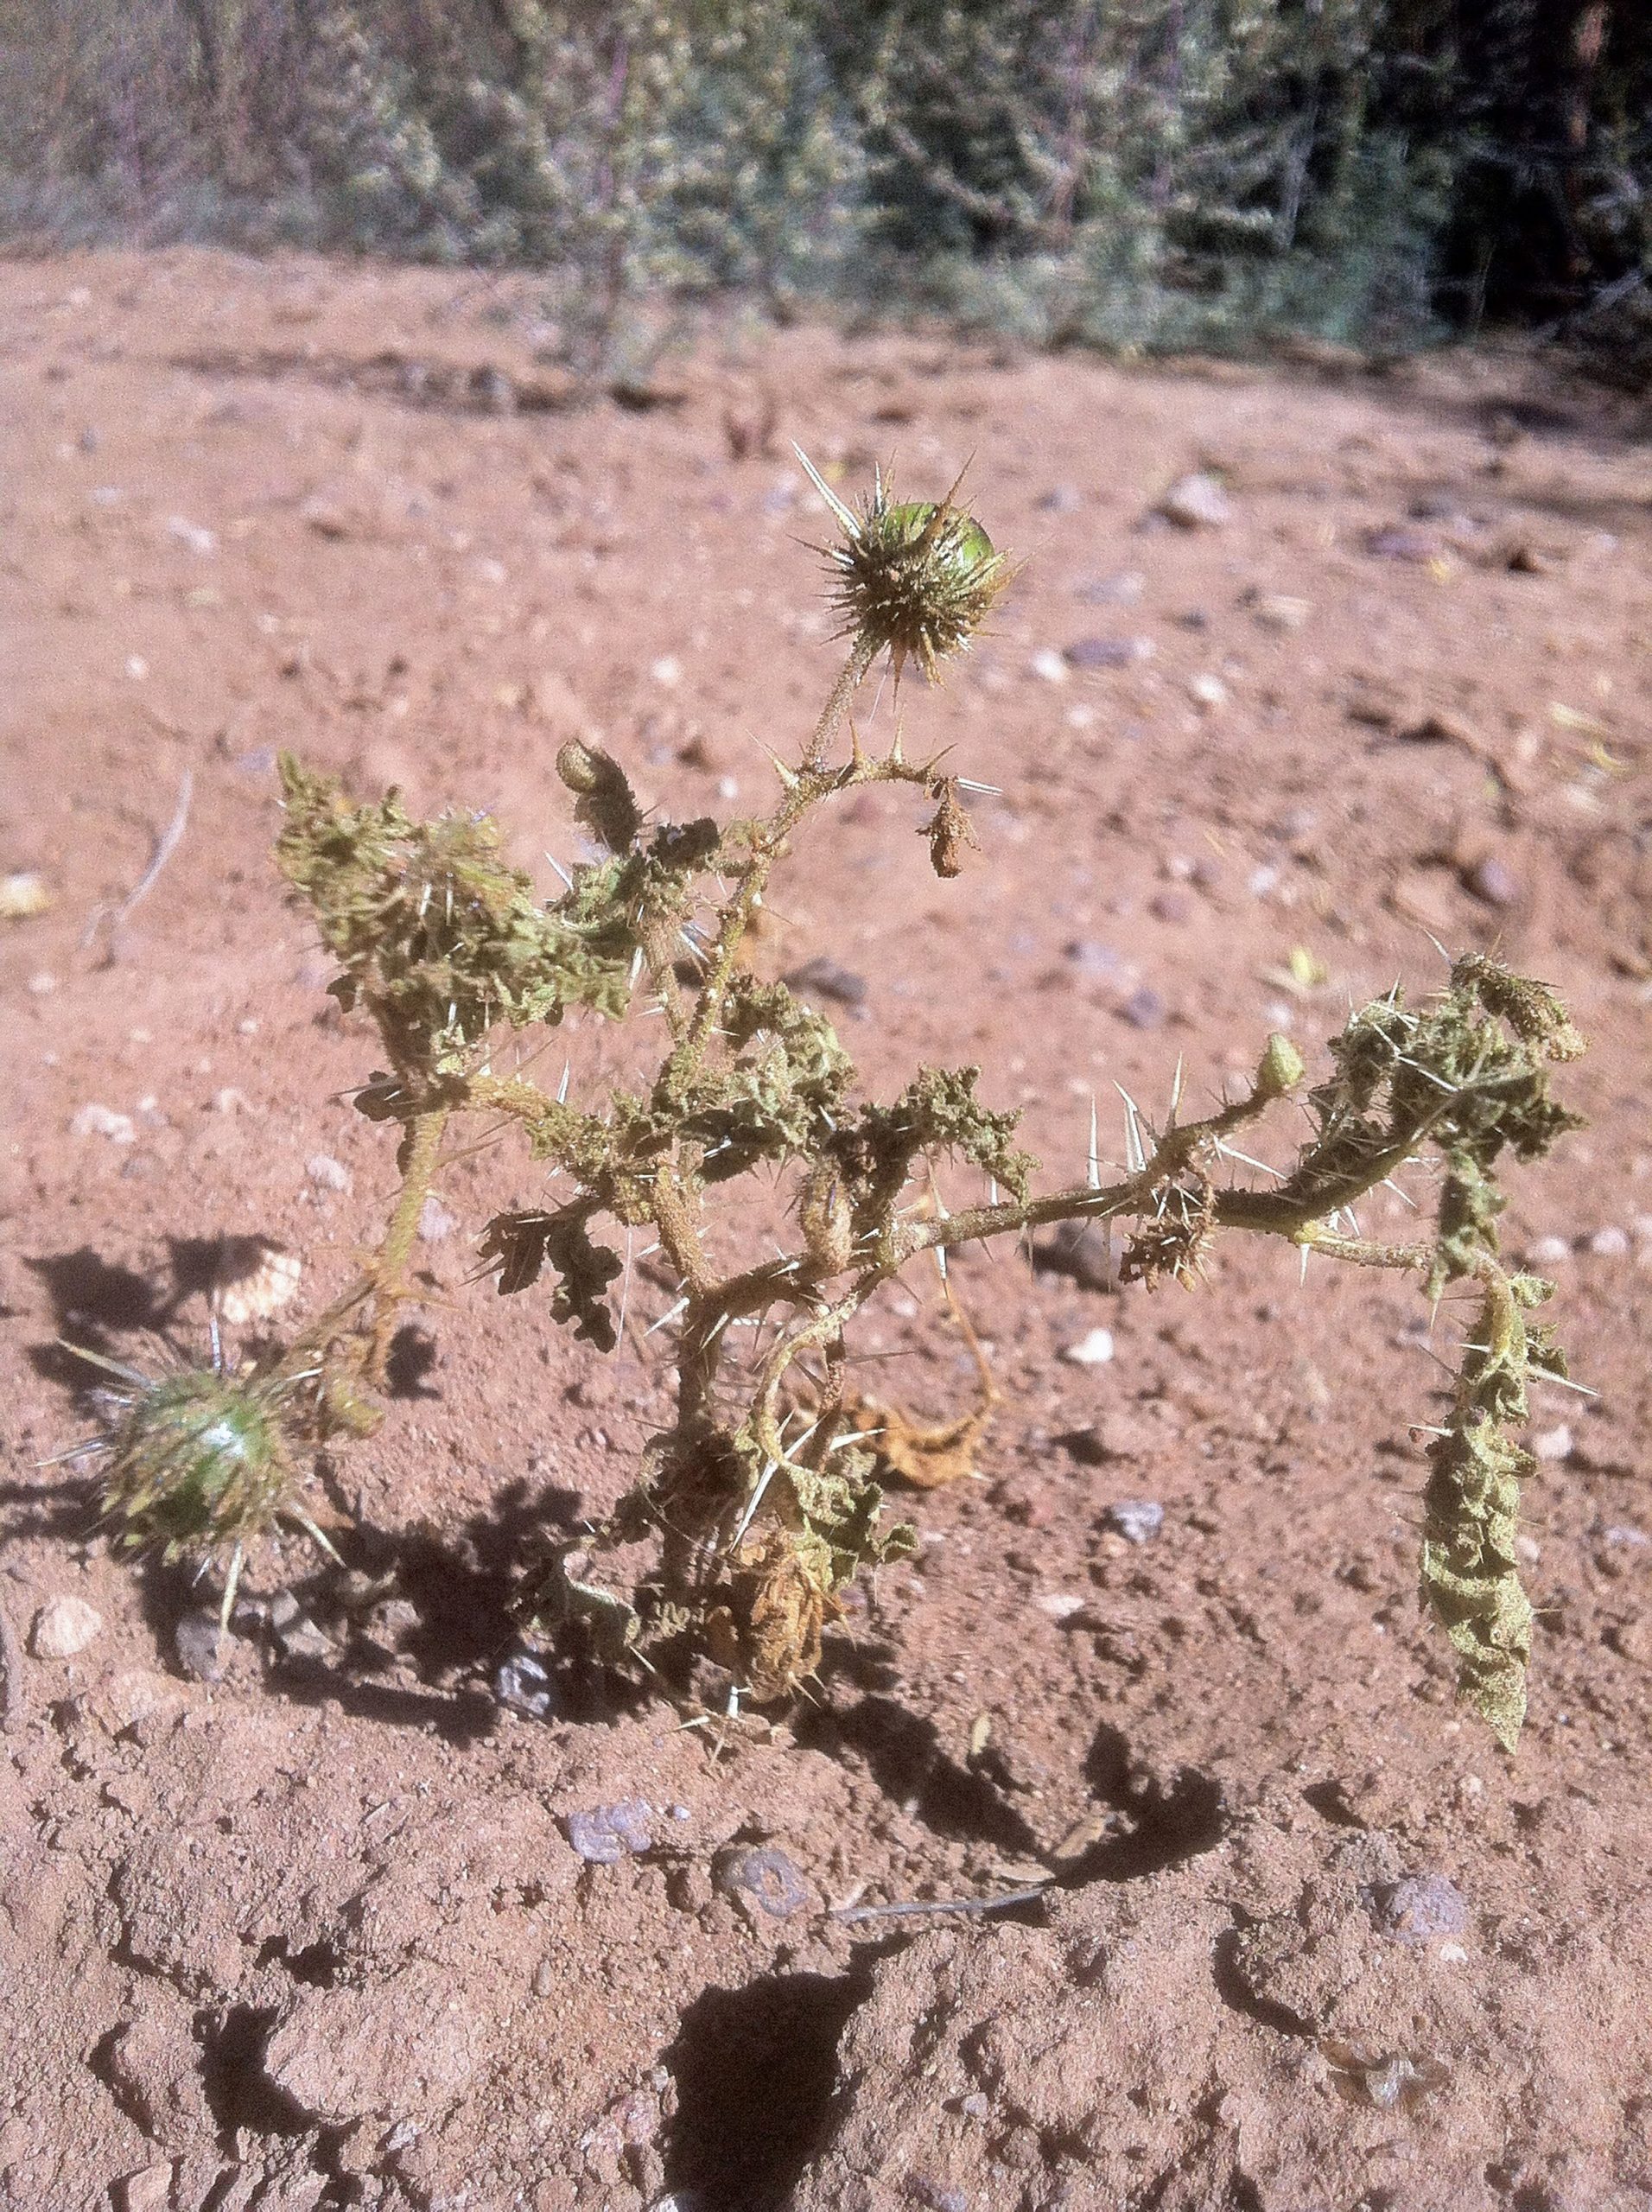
<box><xmin>825</xmin><ymin>1063</ymin><xmax>1035</xmax><ymax>1229</ymax></box>
<box><xmin>670</xmin><ymin>976</ymin><xmax>855</xmax><ymax>1181</ymax></box>
<box><xmin>1260</xmin><ymin>960</ymin><xmax>1584</xmax><ymax>1295</ymax></box>
<box><xmin>275</xmin><ymin>756</ymin><xmax>632</xmax><ymax>1075</ymax></box>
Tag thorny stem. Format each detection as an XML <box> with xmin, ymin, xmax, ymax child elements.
<box><xmin>804</xmin><ymin>637</ymin><xmax>877</xmax><ymax>772</ymax></box>
<box><xmin>365</xmin><ymin>1105</ymin><xmax>449</xmax><ymax>1379</ymax></box>
<box><xmin>670</xmin><ymin>640</ymin><xmax>877</xmax><ymax>1090</ymax></box>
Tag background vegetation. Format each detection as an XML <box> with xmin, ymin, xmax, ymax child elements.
<box><xmin>3</xmin><ymin>2</ymin><xmax>1648</xmax><ymax>362</ymax></box>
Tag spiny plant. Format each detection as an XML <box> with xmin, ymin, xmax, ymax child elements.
<box><xmin>84</xmin><ymin>457</ymin><xmax>1584</xmax><ymax>1753</ymax></box>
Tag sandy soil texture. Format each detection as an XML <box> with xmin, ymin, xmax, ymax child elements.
<box><xmin>2</xmin><ymin>251</ymin><xmax>1650</xmax><ymax>2212</ymax></box>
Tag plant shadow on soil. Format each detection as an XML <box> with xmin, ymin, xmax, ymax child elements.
<box><xmin>661</xmin><ymin>1962</ymin><xmax>877</xmax><ymax>2212</ymax></box>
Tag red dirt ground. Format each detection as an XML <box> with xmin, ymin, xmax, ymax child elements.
<box><xmin>2</xmin><ymin>251</ymin><xmax>1650</xmax><ymax>2212</ymax></box>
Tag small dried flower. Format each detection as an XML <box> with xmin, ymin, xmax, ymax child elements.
<box><xmin>921</xmin><ymin>777</ymin><xmax>981</xmax><ymax>879</ymax></box>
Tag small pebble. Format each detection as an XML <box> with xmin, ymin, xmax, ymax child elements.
<box><xmin>1064</xmin><ymin>636</ymin><xmax>1153</xmax><ymax>671</ymax></box>
<box><xmin>31</xmin><ymin>1594</ymin><xmax>105</xmax><ymax>1658</ymax></box>
<box><xmin>1363</xmin><ymin>2056</ymin><xmax>1429</xmax><ymax>2108</ymax></box>
<box><xmin>1602</xmin><ymin>1524</ymin><xmax>1649</xmax><ymax>1549</ymax></box>
<box><xmin>1073</xmin><ymin>569</ymin><xmax>1144</xmax><ymax>606</ymax></box>
<box><xmin>269</xmin><ymin>1591</ymin><xmax>332</xmax><ymax>1662</ymax></box>
<box><xmin>173</xmin><ymin>1610</ymin><xmax>227</xmax><ymax>1681</ymax></box>
<box><xmin>1187</xmin><ymin>673</ymin><xmax>1229</xmax><ymax>711</ymax></box>
<box><xmin>1366</xmin><ymin>525</ymin><xmax>1441</xmax><ymax>563</ymax></box>
<box><xmin>1374</xmin><ymin>1874</ymin><xmax>1470</xmax><ymax>1944</ymax></box>
<box><xmin>1249</xmin><ymin>593</ymin><xmax>1311</xmax><ymax>630</ymax></box>
<box><xmin>1120</xmin><ymin>985</ymin><xmax>1166</xmax><ymax>1030</ymax></box>
<box><xmin>1064</xmin><ymin>938</ymin><xmax>1125</xmax><ymax>980</ymax></box>
<box><xmin>1034</xmin><ymin>1592</ymin><xmax>1087</xmax><ymax>1621</ymax></box>
<box><xmin>305</xmin><ymin>1153</ymin><xmax>353</xmax><ymax>1193</ymax></box>
<box><xmin>1462</xmin><ymin>855</ymin><xmax>1520</xmax><ymax>908</ymax></box>
<box><xmin>651</xmin><ymin>655</ymin><xmax>682</xmax><ymax>687</ymax></box>
<box><xmin>27</xmin><ymin>970</ymin><xmax>56</xmax><ymax>995</ymax></box>
<box><xmin>1524</xmin><ymin>1236</ymin><xmax>1572</xmax><ymax>1267</ymax></box>
<box><xmin>1158</xmin><ymin>473</ymin><xmax>1231</xmax><ymax>529</ymax></box>
<box><xmin>566</xmin><ymin>1799</ymin><xmax>652</xmax><ymax>1865</ymax></box>
<box><xmin>1035</xmin><ymin>1220</ymin><xmax>1117</xmax><ymax>1292</ymax></box>
<box><xmin>1029</xmin><ymin>646</ymin><xmax>1069</xmax><ymax>684</ymax></box>
<box><xmin>785</xmin><ymin>956</ymin><xmax>867</xmax><ymax>1008</ymax></box>
<box><xmin>907</xmin><ymin>2183</ymin><xmax>968</xmax><ymax>2212</ymax></box>
<box><xmin>165</xmin><ymin>515</ymin><xmax>217</xmax><ymax>556</ymax></box>
<box><xmin>1061</xmin><ymin>1326</ymin><xmax>1115</xmax><ymax>1367</ymax></box>
<box><xmin>71</xmin><ymin>1103</ymin><xmax>136</xmax><ymax>1144</ymax></box>
<box><xmin>1586</xmin><ymin>1225</ymin><xmax>1630</xmax><ymax>1258</ymax></box>
<box><xmin>1530</xmin><ymin>1423</ymin><xmax>1573</xmax><ymax>1464</ymax></box>
<box><xmin>1</xmin><ymin>871</ymin><xmax>52</xmax><ymax>918</ymax></box>
<box><xmin>418</xmin><ymin>1194</ymin><xmax>459</xmax><ymax>1242</ymax></box>
<box><xmin>715</xmin><ymin>1845</ymin><xmax>810</xmax><ymax>1920</ymax></box>
<box><xmin>494</xmin><ymin>1650</ymin><xmax>554</xmax><ymax>1719</ymax></box>
<box><xmin>116</xmin><ymin>2162</ymin><xmax>175</xmax><ymax>2212</ymax></box>
<box><xmin>1105</xmin><ymin>1499</ymin><xmax>1165</xmax><ymax>1545</ymax></box>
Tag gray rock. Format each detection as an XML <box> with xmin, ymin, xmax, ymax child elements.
<box><xmin>1106</xmin><ymin>1499</ymin><xmax>1165</xmax><ymax>1545</ymax></box>
<box><xmin>1373</xmin><ymin>1874</ymin><xmax>1469</xmax><ymax>1943</ymax></box>
<box><xmin>1462</xmin><ymin>855</ymin><xmax>1520</xmax><ymax>907</ymax></box>
<box><xmin>269</xmin><ymin>1592</ymin><xmax>333</xmax><ymax>1662</ymax></box>
<box><xmin>1120</xmin><ymin>985</ymin><xmax>1167</xmax><ymax>1030</ymax></box>
<box><xmin>1064</xmin><ymin>938</ymin><xmax>1125</xmax><ymax>980</ymax></box>
<box><xmin>1073</xmin><ymin>569</ymin><xmax>1144</xmax><ymax>606</ymax></box>
<box><xmin>785</xmin><ymin>957</ymin><xmax>867</xmax><ymax>1009</ymax></box>
<box><xmin>715</xmin><ymin>1845</ymin><xmax>811</xmax><ymax>1919</ymax></box>
<box><xmin>31</xmin><ymin>1594</ymin><xmax>104</xmax><ymax>1658</ymax></box>
<box><xmin>1587</xmin><ymin>1224</ymin><xmax>1630</xmax><ymax>1258</ymax></box>
<box><xmin>1366</xmin><ymin>524</ymin><xmax>1443</xmax><ymax>563</ymax></box>
<box><xmin>494</xmin><ymin>1650</ymin><xmax>554</xmax><ymax>1719</ymax></box>
<box><xmin>1034</xmin><ymin>1219</ymin><xmax>1117</xmax><ymax>1293</ymax></box>
<box><xmin>567</xmin><ymin>1799</ymin><xmax>652</xmax><ymax>1864</ymax></box>
<box><xmin>173</xmin><ymin>1609</ymin><xmax>226</xmax><ymax>1680</ymax></box>
<box><xmin>1064</xmin><ymin>635</ymin><xmax>1153</xmax><ymax>671</ymax></box>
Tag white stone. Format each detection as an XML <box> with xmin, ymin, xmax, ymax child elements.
<box><xmin>1531</xmin><ymin>1424</ymin><xmax>1573</xmax><ymax>1464</ymax></box>
<box><xmin>165</xmin><ymin>514</ymin><xmax>217</xmax><ymax>556</ymax></box>
<box><xmin>31</xmin><ymin>1594</ymin><xmax>105</xmax><ymax>1658</ymax></box>
<box><xmin>1029</xmin><ymin>647</ymin><xmax>1070</xmax><ymax>685</ymax></box>
<box><xmin>306</xmin><ymin>1153</ymin><xmax>353</xmax><ymax>1192</ymax></box>
<box><xmin>1158</xmin><ymin>472</ymin><xmax>1232</xmax><ymax>528</ymax></box>
<box><xmin>418</xmin><ymin>1195</ymin><xmax>458</xmax><ymax>1242</ymax></box>
<box><xmin>1524</xmin><ymin>1235</ymin><xmax>1573</xmax><ymax>1267</ymax></box>
<box><xmin>1061</xmin><ymin>1326</ymin><xmax>1115</xmax><ymax>1367</ymax></box>
<box><xmin>1587</xmin><ymin>1225</ymin><xmax>1630</xmax><ymax>1258</ymax></box>
<box><xmin>70</xmin><ymin>1103</ymin><xmax>136</xmax><ymax>1143</ymax></box>
<box><xmin>116</xmin><ymin>2163</ymin><xmax>175</xmax><ymax>2212</ymax></box>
